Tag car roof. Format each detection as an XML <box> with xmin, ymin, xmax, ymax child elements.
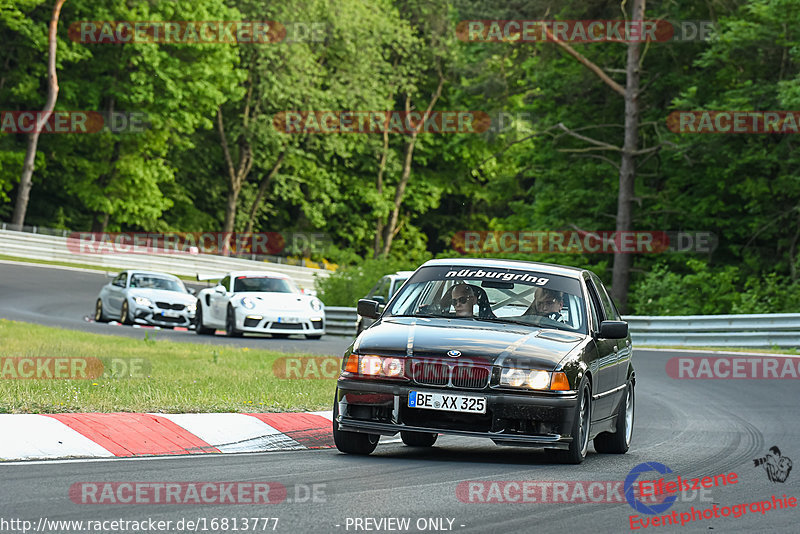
<box><xmin>393</xmin><ymin>270</ymin><xmax>415</xmax><ymax>278</ymax></box>
<box><xmin>419</xmin><ymin>258</ymin><xmax>585</xmax><ymax>279</ymax></box>
<box><xmin>228</xmin><ymin>270</ymin><xmax>291</xmax><ymax>279</ymax></box>
<box><xmin>123</xmin><ymin>270</ymin><xmax>180</xmax><ymax>280</ymax></box>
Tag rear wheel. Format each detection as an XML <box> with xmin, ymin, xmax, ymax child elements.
<box><xmin>401</xmin><ymin>431</ymin><xmax>437</xmax><ymax>447</ymax></box>
<box><xmin>119</xmin><ymin>300</ymin><xmax>131</xmax><ymax>325</ymax></box>
<box><xmin>225</xmin><ymin>306</ymin><xmax>243</xmax><ymax>337</ymax></box>
<box><xmin>332</xmin><ymin>390</ymin><xmax>379</xmax><ymax>455</ymax></box>
<box><xmin>594</xmin><ymin>379</ymin><xmax>634</xmax><ymax>454</ymax></box>
<box><xmin>94</xmin><ymin>299</ymin><xmax>108</xmax><ymax>322</ymax></box>
<box><xmin>552</xmin><ymin>376</ymin><xmax>591</xmax><ymax>464</ymax></box>
<box><xmin>195</xmin><ymin>304</ymin><xmax>214</xmax><ymax>335</ymax></box>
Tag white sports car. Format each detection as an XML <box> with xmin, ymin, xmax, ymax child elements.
<box><xmin>195</xmin><ymin>270</ymin><xmax>325</xmax><ymax>339</ymax></box>
<box><xmin>95</xmin><ymin>270</ymin><xmax>197</xmax><ymax>328</ymax></box>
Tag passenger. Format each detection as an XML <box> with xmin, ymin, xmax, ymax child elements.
<box><xmin>523</xmin><ymin>287</ymin><xmax>563</xmax><ymax>320</ymax></box>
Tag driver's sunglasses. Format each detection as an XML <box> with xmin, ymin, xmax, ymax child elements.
<box><xmin>453</xmin><ymin>295</ymin><xmax>472</xmax><ymax>305</ymax></box>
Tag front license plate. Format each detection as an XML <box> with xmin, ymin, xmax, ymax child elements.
<box><xmin>160</xmin><ymin>310</ymin><xmax>180</xmax><ymax>318</ymax></box>
<box><xmin>278</xmin><ymin>317</ymin><xmax>300</xmax><ymax>323</ymax></box>
<box><xmin>408</xmin><ymin>391</ymin><xmax>486</xmax><ymax>414</ymax></box>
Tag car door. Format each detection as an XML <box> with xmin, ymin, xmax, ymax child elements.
<box><xmin>594</xmin><ymin>277</ymin><xmax>632</xmax><ymax>386</ymax></box>
<box><xmin>106</xmin><ymin>272</ymin><xmax>128</xmax><ymax>313</ymax></box>
<box><xmin>208</xmin><ymin>275</ymin><xmax>231</xmax><ymax>325</ymax></box>
<box><xmin>585</xmin><ymin>277</ymin><xmax>618</xmax><ymax>418</ymax></box>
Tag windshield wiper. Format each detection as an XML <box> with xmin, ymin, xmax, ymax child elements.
<box><xmin>474</xmin><ymin>316</ymin><xmax>538</xmax><ymax>328</ymax></box>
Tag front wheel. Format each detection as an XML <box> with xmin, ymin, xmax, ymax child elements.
<box><xmin>594</xmin><ymin>379</ymin><xmax>634</xmax><ymax>454</ymax></box>
<box><xmin>95</xmin><ymin>299</ymin><xmax>108</xmax><ymax>322</ymax></box>
<box><xmin>332</xmin><ymin>390</ymin><xmax>379</xmax><ymax>455</ymax></box>
<box><xmin>401</xmin><ymin>431</ymin><xmax>437</xmax><ymax>447</ymax></box>
<box><xmin>552</xmin><ymin>376</ymin><xmax>591</xmax><ymax>464</ymax></box>
<box><xmin>195</xmin><ymin>303</ymin><xmax>214</xmax><ymax>335</ymax></box>
<box><xmin>225</xmin><ymin>306</ymin><xmax>243</xmax><ymax>337</ymax></box>
<box><xmin>119</xmin><ymin>300</ymin><xmax>131</xmax><ymax>325</ymax></box>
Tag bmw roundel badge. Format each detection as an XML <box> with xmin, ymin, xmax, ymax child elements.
<box><xmin>447</xmin><ymin>350</ymin><xmax>461</xmax><ymax>358</ymax></box>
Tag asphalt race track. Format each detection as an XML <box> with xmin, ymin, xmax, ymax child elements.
<box><xmin>1</xmin><ymin>261</ymin><xmax>799</xmax><ymax>533</ymax></box>
<box><xmin>0</xmin><ymin>261</ymin><xmax>352</xmax><ymax>355</ymax></box>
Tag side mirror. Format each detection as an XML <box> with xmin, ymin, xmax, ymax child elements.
<box><xmin>599</xmin><ymin>320</ymin><xmax>628</xmax><ymax>339</ymax></box>
<box><xmin>357</xmin><ymin>299</ymin><xmax>381</xmax><ymax>319</ymax></box>
<box><xmin>187</xmin><ymin>287</ymin><xmax>197</xmax><ymax>296</ymax></box>
<box><xmin>214</xmin><ymin>285</ymin><xmax>226</xmax><ymax>295</ymax></box>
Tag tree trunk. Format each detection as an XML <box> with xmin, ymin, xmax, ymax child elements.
<box><xmin>245</xmin><ymin>150</ymin><xmax>285</xmax><ymax>234</ymax></box>
<box><xmin>11</xmin><ymin>0</ymin><xmax>66</xmax><ymax>227</ymax></box>
<box><xmin>611</xmin><ymin>0</ymin><xmax>645</xmax><ymax>312</ymax></box>
<box><xmin>379</xmin><ymin>74</ymin><xmax>444</xmax><ymax>257</ymax></box>
<box><xmin>373</xmin><ymin>129</ymin><xmax>390</xmax><ymax>258</ymax></box>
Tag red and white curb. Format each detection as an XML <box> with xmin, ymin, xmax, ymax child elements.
<box><xmin>0</xmin><ymin>411</ymin><xmax>334</xmax><ymax>461</ymax></box>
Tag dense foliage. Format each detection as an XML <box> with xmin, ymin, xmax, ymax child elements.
<box><xmin>2</xmin><ymin>0</ymin><xmax>798</xmax><ymax>313</ymax></box>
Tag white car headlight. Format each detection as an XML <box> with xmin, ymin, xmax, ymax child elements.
<box><xmin>241</xmin><ymin>296</ymin><xmax>256</xmax><ymax>310</ymax></box>
<box><xmin>187</xmin><ymin>303</ymin><xmax>196</xmax><ymax>313</ymax></box>
<box><xmin>310</xmin><ymin>299</ymin><xmax>323</xmax><ymax>311</ymax></box>
<box><xmin>133</xmin><ymin>296</ymin><xmax>152</xmax><ymax>307</ymax></box>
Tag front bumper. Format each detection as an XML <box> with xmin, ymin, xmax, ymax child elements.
<box><xmin>235</xmin><ymin>312</ymin><xmax>325</xmax><ymax>335</ymax></box>
<box><xmin>336</xmin><ymin>378</ymin><xmax>578</xmax><ymax>449</ymax></box>
<box><xmin>134</xmin><ymin>306</ymin><xmax>195</xmax><ymax>327</ymax></box>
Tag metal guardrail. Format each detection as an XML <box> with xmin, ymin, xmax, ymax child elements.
<box><xmin>0</xmin><ymin>228</ymin><xmax>330</xmax><ymax>290</ymax></box>
<box><xmin>320</xmin><ymin>308</ymin><xmax>800</xmax><ymax>348</ymax></box>
<box><xmin>324</xmin><ymin>307</ymin><xmax>359</xmax><ymax>337</ymax></box>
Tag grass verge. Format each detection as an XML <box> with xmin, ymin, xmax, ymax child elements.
<box><xmin>637</xmin><ymin>345</ymin><xmax>799</xmax><ymax>355</ymax></box>
<box><xmin>0</xmin><ymin>319</ymin><xmax>338</xmax><ymax>414</ymax></box>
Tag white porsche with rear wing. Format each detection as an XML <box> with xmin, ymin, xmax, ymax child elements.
<box><xmin>194</xmin><ymin>270</ymin><xmax>325</xmax><ymax>339</ymax></box>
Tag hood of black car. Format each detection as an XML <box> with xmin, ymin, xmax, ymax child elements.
<box><xmin>354</xmin><ymin>316</ymin><xmax>587</xmax><ymax>370</ymax></box>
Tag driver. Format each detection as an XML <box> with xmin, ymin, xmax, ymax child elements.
<box><xmin>523</xmin><ymin>287</ymin><xmax>563</xmax><ymax>319</ymax></box>
<box><xmin>450</xmin><ymin>284</ymin><xmax>477</xmax><ymax>317</ymax></box>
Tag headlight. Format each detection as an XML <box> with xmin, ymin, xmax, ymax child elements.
<box><xmin>343</xmin><ymin>354</ymin><xmax>407</xmax><ymax>379</ymax></box>
<box><xmin>310</xmin><ymin>299</ymin><xmax>323</xmax><ymax>311</ymax></box>
<box><xmin>241</xmin><ymin>297</ymin><xmax>256</xmax><ymax>310</ymax></box>
<box><xmin>133</xmin><ymin>296</ymin><xmax>152</xmax><ymax>307</ymax></box>
<box><xmin>500</xmin><ymin>368</ymin><xmax>571</xmax><ymax>391</ymax></box>
<box><xmin>187</xmin><ymin>303</ymin><xmax>196</xmax><ymax>313</ymax></box>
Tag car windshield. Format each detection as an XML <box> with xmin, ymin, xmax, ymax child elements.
<box><xmin>386</xmin><ymin>265</ymin><xmax>587</xmax><ymax>334</ymax></box>
<box><xmin>129</xmin><ymin>275</ymin><xmax>186</xmax><ymax>292</ymax></box>
<box><xmin>233</xmin><ymin>276</ymin><xmax>297</xmax><ymax>293</ymax></box>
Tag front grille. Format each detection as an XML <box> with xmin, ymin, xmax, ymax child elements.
<box><xmin>452</xmin><ymin>365</ymin><xmax>490</xmax><ymax>388</ymax></box>
<box><xmin>156</xmin><ymin>302</ymin><xmax>186</xmax><ymax>310</ymax></box>
<box><xmin>154</xmin><ymin>315</ymin><xmax>184</xmax><ymax>323</ymax></box>
<box><xmin>271</xmin><ymin>322</ymin><xmax>303</xmax><ymax>330</ymax></box>
<box><xmin>412</xmin><ymin>361</ymin><xmax>449</xmax><ymax>385</ymax></box>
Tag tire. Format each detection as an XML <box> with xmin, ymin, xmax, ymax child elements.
<box><xmin>225</xmin><ymin>306</ymin><xmax>243</xmax><ymax>337</ymax></box>
<box><xmin>305</xmin><ymin>334</ymin><xmax>322</xmax><ymax>340</ymax></box>
<box><xmin>120</xmin><ymin>300</ymin><xmax>131</xmax><ymax>325</ymax></box>
<box><xmin>332</xmin><ymin>390</ymin><xmax>379</xmax><ymax>455</ymax></box>
<box><xmin>95</xmin><ymin>299</ymin><xmax>108</xmax><ymax>322</ymax></box>
<box><xmin>593</xmin><ymin>379</ymin><xmax>634</xmax><ymax>454</ymax></box>
<box><xmin>552</xmin><ymin>376</ymin><xmax>592</xmax><ymax>464</ymax></box>
<box><xmin>401</xmin><ymin>431</ymin><xmax>438</xmax><ymax>447</ymax></box>
<box><xmin>195</xmin><ymin>303</ymin><xmax>214</xmax><ymax>335</ymax></box>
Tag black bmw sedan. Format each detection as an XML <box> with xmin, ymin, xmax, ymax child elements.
<box><xmin>333</xmin><ymin>258</ymin><xmax>634</xmax><ymax>464</ymax></box>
